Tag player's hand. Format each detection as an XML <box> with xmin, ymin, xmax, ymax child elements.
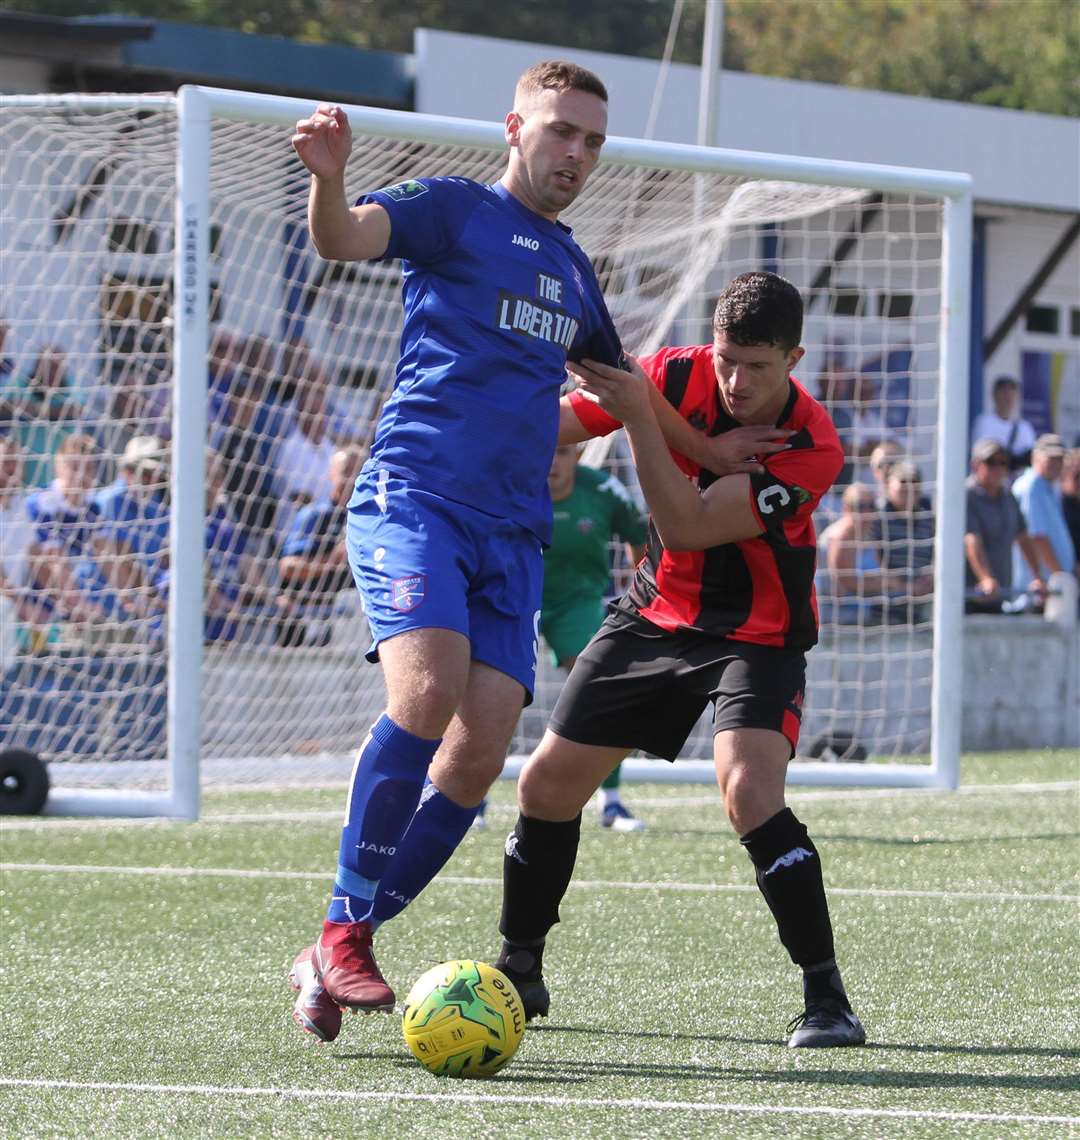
<box><xmin>292</xmin><ymin>103</ymin><xmax>353</xmax><ymax>179</ymax></box>
<box><xmin>569</xmin><ymin>355</ymin><xmax>653</xmax><ymax>425</ymax></box>
<box><xmin>699</xmin><ymin>425</ymin><xmax>794</xmax><ymax>476</ymax></box>
<box><xmin>976</xmin><ymin>575</ymin><xmax>1000</xmax><ymax>596</ymax></box>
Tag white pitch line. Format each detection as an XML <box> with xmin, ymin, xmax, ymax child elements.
<box><xmin>1</xmin><ymin>779</ymin><xmax>1075</xmax><ymax>831</ymax></box>
<box><xmin>0</xmin><ymin>1077</ymin><xmax>1074</xmax><ymax>1126</ymax></box>
<box><xmin>1</xmin><ymin>862</ymin><xmax>1074</xmax><ymax>905</ymax></box>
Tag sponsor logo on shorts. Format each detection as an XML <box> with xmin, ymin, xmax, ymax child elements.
<box><xmin>391</xmin><ymin>575</ymin><xmax>426</xmax><ymax>612</ymax></box>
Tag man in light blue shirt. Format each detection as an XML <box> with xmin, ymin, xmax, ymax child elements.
<box><xmin>1012</xmin><ymin>434</ymin><xmax>1076</xmax><ymax>586</ymax></box>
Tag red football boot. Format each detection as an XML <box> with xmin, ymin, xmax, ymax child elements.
<box><xmin>289</xmin><ymin>945</ymin><xmax>343</xmax><ymax>1043</ymax></box>
<box><xmin>313</xmin><ymin>920</ymin><xmax>396</xmax><ymax>1013</ymax></box>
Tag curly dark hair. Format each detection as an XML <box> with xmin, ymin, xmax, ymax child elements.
<box><xmin>712</xmin><ymin>271</ymin><xmax>803</xmax><ymax>352</ymax></box>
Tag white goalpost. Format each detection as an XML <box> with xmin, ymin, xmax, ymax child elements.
<box><xmin>0</xmin><ymin>86</ymin><xmax>971</xmax><ymax>817</ymax></box>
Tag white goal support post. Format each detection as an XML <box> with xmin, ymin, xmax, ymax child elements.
<box><xmin>0</xmin><ymin>86</ymin><xmax>971</xmax><ymax>817</ymax></box>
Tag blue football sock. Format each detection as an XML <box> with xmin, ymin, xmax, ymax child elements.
<box><xmin>326</xmin><ymin>714</ymin><xmax>440</xmax><ymax>925</ymax></box>
<box><xmin>369</xmin><ymin>782</ymin><xmax>478</xmax><ymax>927</ymax></box>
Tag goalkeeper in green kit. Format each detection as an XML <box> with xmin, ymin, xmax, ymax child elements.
<box><xmin>476</xmin><ymin>441</ymin><xmax>648</xmax><ymax>832</ymax></box>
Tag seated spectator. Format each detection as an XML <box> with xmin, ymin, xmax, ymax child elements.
<box><xmin>861</xmin><ymin>439</ymin><xmax>902</xmax><ymax>505</ymax></box>
<box><xmin>24</xmin><ymin>433</ymin><xmax>112</xmax><ymax>630</ymax></box>
<box><xmin>276</xmin><ymin>445</ymin><xmax>366</xmax><ymax>647</ymax></box>
<box><xmin>871</xmin><ymin>460</ymin><xmax>935</xmax><ymax>622</ymax></box>
<box><xmin>149</xmin><ymin>451</ymin><xmax>267</xmax><ymax>645</ymax></box>
<box><xmin>964</xmin><ymin>439</ymin><xmax>1044</xmax><ymax>614</ymax></box>
<box><xmin>851</xmin><ymin>375</ymin><xmax>901</xmax><ymax>460</ymax></box>
<box><xmin>818</xmin><ymin>483</ymin><xmax>905</xmax><ymax>625</ymax></box>
<box><xmin>3</xmin><ymin>346</ymin><xmax>86</xmax><ymax>488</ymax></box>
<box><xmin>92</xmin><ymin>435</ymin><xmax>171</xmax><ymax>631</ymax></box>
<box><xmin>1060</xmin><ymin>448</ymin><xmax>1080</xmax><ymax>565</ymax></box>
<box><xmin>971</xmin><ymin>376</ymin><xmax>1037</xmax><ymax>474</ymax></box>
<box><xmin>0</xmin><ymin>436</ymin><xmax>54</xmax><ymax>657</ymax></box>
<box><xmin>1012</xmin><ymin>433</ymin><xmax>1077</xmax><ymax>587</ymax></box>
<box><xmin>211</xmin><ymin>336</ymin><xmax>290</xmax><ymax>557</ymax></box>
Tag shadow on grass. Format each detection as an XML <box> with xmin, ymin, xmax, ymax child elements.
<box><xmin>818</xmin><ymin>832</ymin><xmax>1079</xmax><ymax>846</ymax></box>
<box><xmin>330</xmin><ymin>1049</ymin><xmax>588</xmax><ymax>1084</ymax></box>
<box><xmin>530</xmin><ymin>1022</ymin><xmax>1080</xmax><ymax>1062</ymax></box>
<box><xmin>505</xmin><ymin>1053</ymin><xmax>1080</xmax><ymax>1092</ymax></box>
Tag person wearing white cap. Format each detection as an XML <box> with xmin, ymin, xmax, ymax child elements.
<box><xmin>92</xmin><ymin>435</ymin><xmax>170</xmax><ymax>626</ymax></box>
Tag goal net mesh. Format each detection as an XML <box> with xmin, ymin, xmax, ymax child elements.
<box><xmin>0</xmin><ymin>98</ymin><xmax>945</xmax><ymax>794</ymax></box>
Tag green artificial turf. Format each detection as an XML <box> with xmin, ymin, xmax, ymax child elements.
<box><xmin>1</xmin><ymin>749</ymin><xmax>1077</xmax><ymax>1138</ymax></box>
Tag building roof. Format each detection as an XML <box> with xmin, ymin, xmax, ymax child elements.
<box><xmin>0</xmin><ymin>12</ymin><xmax>412</xmax><ymax>108</ymax></box>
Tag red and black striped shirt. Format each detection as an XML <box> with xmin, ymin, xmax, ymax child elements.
<box><xmin>569</xmin><ymin>344</ymin><xmax>843</xmax><ymax>650</ymax></box>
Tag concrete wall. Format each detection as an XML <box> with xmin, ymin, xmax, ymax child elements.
<box><xmin>195</xmin><ymin>612</ymin><xmax>1078</xmax><ymax>762</ymax></box>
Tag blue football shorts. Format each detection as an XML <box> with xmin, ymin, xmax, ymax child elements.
<box><xmin>346</xmin><ymin>467</ymin><xmax>544</xmax><ymax>700</ymax></box>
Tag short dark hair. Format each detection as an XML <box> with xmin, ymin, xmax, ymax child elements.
<box><xmin>515</xmin><ymin>60</ymin><xmax>608</xmax><ymax>106</ymax></box>
<box><xmin>712</xmin><ymin>272</ymin><xmax>803</xmax><ymax>352</ymax></box>
<box><xmin>992</xmin><ymin>375</ymin><xmax>1019</xmax><ymax>393</ymax></box>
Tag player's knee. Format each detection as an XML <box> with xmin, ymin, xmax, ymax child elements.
<box><xmin>386</xmin><ymin>672</ymin><xmax>465</xmax><ymax>737</ymax></box>
<box><xmin>517</xmin><ymin>747</ymin><xmax>582</xmax><ymax>821</ymax></box>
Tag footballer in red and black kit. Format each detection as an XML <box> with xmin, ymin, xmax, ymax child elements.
<box><xmin>496</xmin><ymin>272</ymin><xmax>866</xmax><ymax>1050</ymax></box>
<box><xmin>559</xmin><ymin>343</ymin><xmax>843</xmax><ymax>761</ymax></box>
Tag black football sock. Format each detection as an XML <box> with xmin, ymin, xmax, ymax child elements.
<box><xmin>497</xmin><ymin>813</ymin><xmax>582</xmax><ymax>976</ymax></box>
<box><xmin>740</xmin><ymin>807</ymin><xmax>837</xmax><ymax>971</ymax></box>
<box><xmin>802</xmin><ymin>959</ymin><xmax>851</xmax><ymax>1009</ymax></box>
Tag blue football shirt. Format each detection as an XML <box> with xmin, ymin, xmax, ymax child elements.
<box><xmin>357</xmin><ymin>177</ymin><xmax>622</xmax><ymax>544</ymax></box>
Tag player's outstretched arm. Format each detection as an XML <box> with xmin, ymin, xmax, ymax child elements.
<box><xmin>292</xmin><ymin>103</ymin><xmax>391</xmax><ymax>262</ymax></box>
<box><xmin>571</xmin><ymin>357</ymin><xmax>763</xmax><ymax>551</ymax></box>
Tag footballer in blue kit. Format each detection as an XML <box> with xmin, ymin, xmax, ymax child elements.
<box><xmin>285</xmin><ymin>60</ymin><xmax>628</xmax><ymax>1042</ymax></box>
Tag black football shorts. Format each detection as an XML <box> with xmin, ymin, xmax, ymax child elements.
<box><xmin>549</xmin><ymin>610</ymin><xmax>807</xmax><ymax>760</ymax></box>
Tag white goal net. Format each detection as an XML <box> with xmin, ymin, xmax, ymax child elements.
<box><xmin>0</xmin><ymin>88</ymin><xmax>971</xmax><ymax>815</ymax></box>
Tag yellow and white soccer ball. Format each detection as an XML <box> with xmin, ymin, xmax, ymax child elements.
<box><xmin>401</xmin><ymin>959</ymin><xmax>525</xmax><ymax>1078</ymax></box>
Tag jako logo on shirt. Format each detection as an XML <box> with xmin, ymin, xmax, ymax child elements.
<box><xmin>512</xmin><ymin>234</ymin><xmax>540</xmax><ymax>251</ymax></box>
<box><xmin>391</xmin><ymin>574</ymin><xmax>426</xmax><ymax>612</ymax></box>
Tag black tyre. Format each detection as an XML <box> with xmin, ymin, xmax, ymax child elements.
<box><xmin>807</xmin><ymin>733</ymin><xmax>868</xmax><ymax>763</ymax></box>
<box><xmin>0</xmin><ymin>748</ymin><xmax>50</xmax><ymax>815</ymax></box>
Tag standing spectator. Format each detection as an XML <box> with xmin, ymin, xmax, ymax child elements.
<box><xmin>1012</xmin><ymin>434</ymin><xmax>1077</xmax><ymax>586</ymax></box>
<box><xmin>0</xmin><ymin>436</ymin><xmax>52</xmax><ymax>658</ymax></box>
<box><xmin>816</xmin><ymin>350</ymin><xmax>857</xmax><ymax>490</ymax></box>
<box><xmin>4</xmin><ymin>346</ymin><xmax>85</xmax><ymax>488</ymax></box>
<box><xmin>276</xmin><ymin>445</ymin><xmax>366</xmax><ymax>647</ymax></box>
<box><xmin>1060</xmin><ymin>448</ymin><xmax>1080</xmax><ymax>565</ymax></box>
<box><xmin>964</xmin><ymin>439</ymin><xmax>1044</xmax><ymax>613</ymax></box>
<box><xmin>971</xmin><ymin>376</ymin><xmax>1037</xmax><ymax>474</ymax></box>
<box><xmin>277</xmin><ymin>374</ymin><xmax>337</xmax><ymax>517</ymax></box>
<box><xmin>542</xmin><ymin>442</ymin><xmax>648</xmax><ymax>830</ymax></box>
<box><xmin>871</xmin><ymin>460</ymin><xmax>934</xmax><ymax>622</ymax></box>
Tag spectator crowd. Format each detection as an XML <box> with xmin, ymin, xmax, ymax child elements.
<box><xmin>1</xmin><ymin>325</ymin><xmax>1077</xmax><ymax>670</ymax></box>
<box><xmin>814</xmin><ymin>359</ymin><xmax>1079</xmax><ymax>624</ymax></box>
<box><xmin>0</xmin><ymin>323</ymin><xmax>373</xmax><ymax>662</ymax></box>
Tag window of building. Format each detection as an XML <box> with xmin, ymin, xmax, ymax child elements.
<box><xmin>1025</xmin><ymin>304</ymin><xmax>1059</xmax><ymax>335</ymax></box>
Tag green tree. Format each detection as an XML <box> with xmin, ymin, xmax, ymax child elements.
<box><xmin>5</xmin><ymin>0</ymin><xmax>1077</xmax><ymax>115</ymax></box>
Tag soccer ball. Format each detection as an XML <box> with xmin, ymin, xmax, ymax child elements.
<box><xmin>401</xmin><ymin>959</ymin><xmax>525</xmax><ymax>1078</ymax></box>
